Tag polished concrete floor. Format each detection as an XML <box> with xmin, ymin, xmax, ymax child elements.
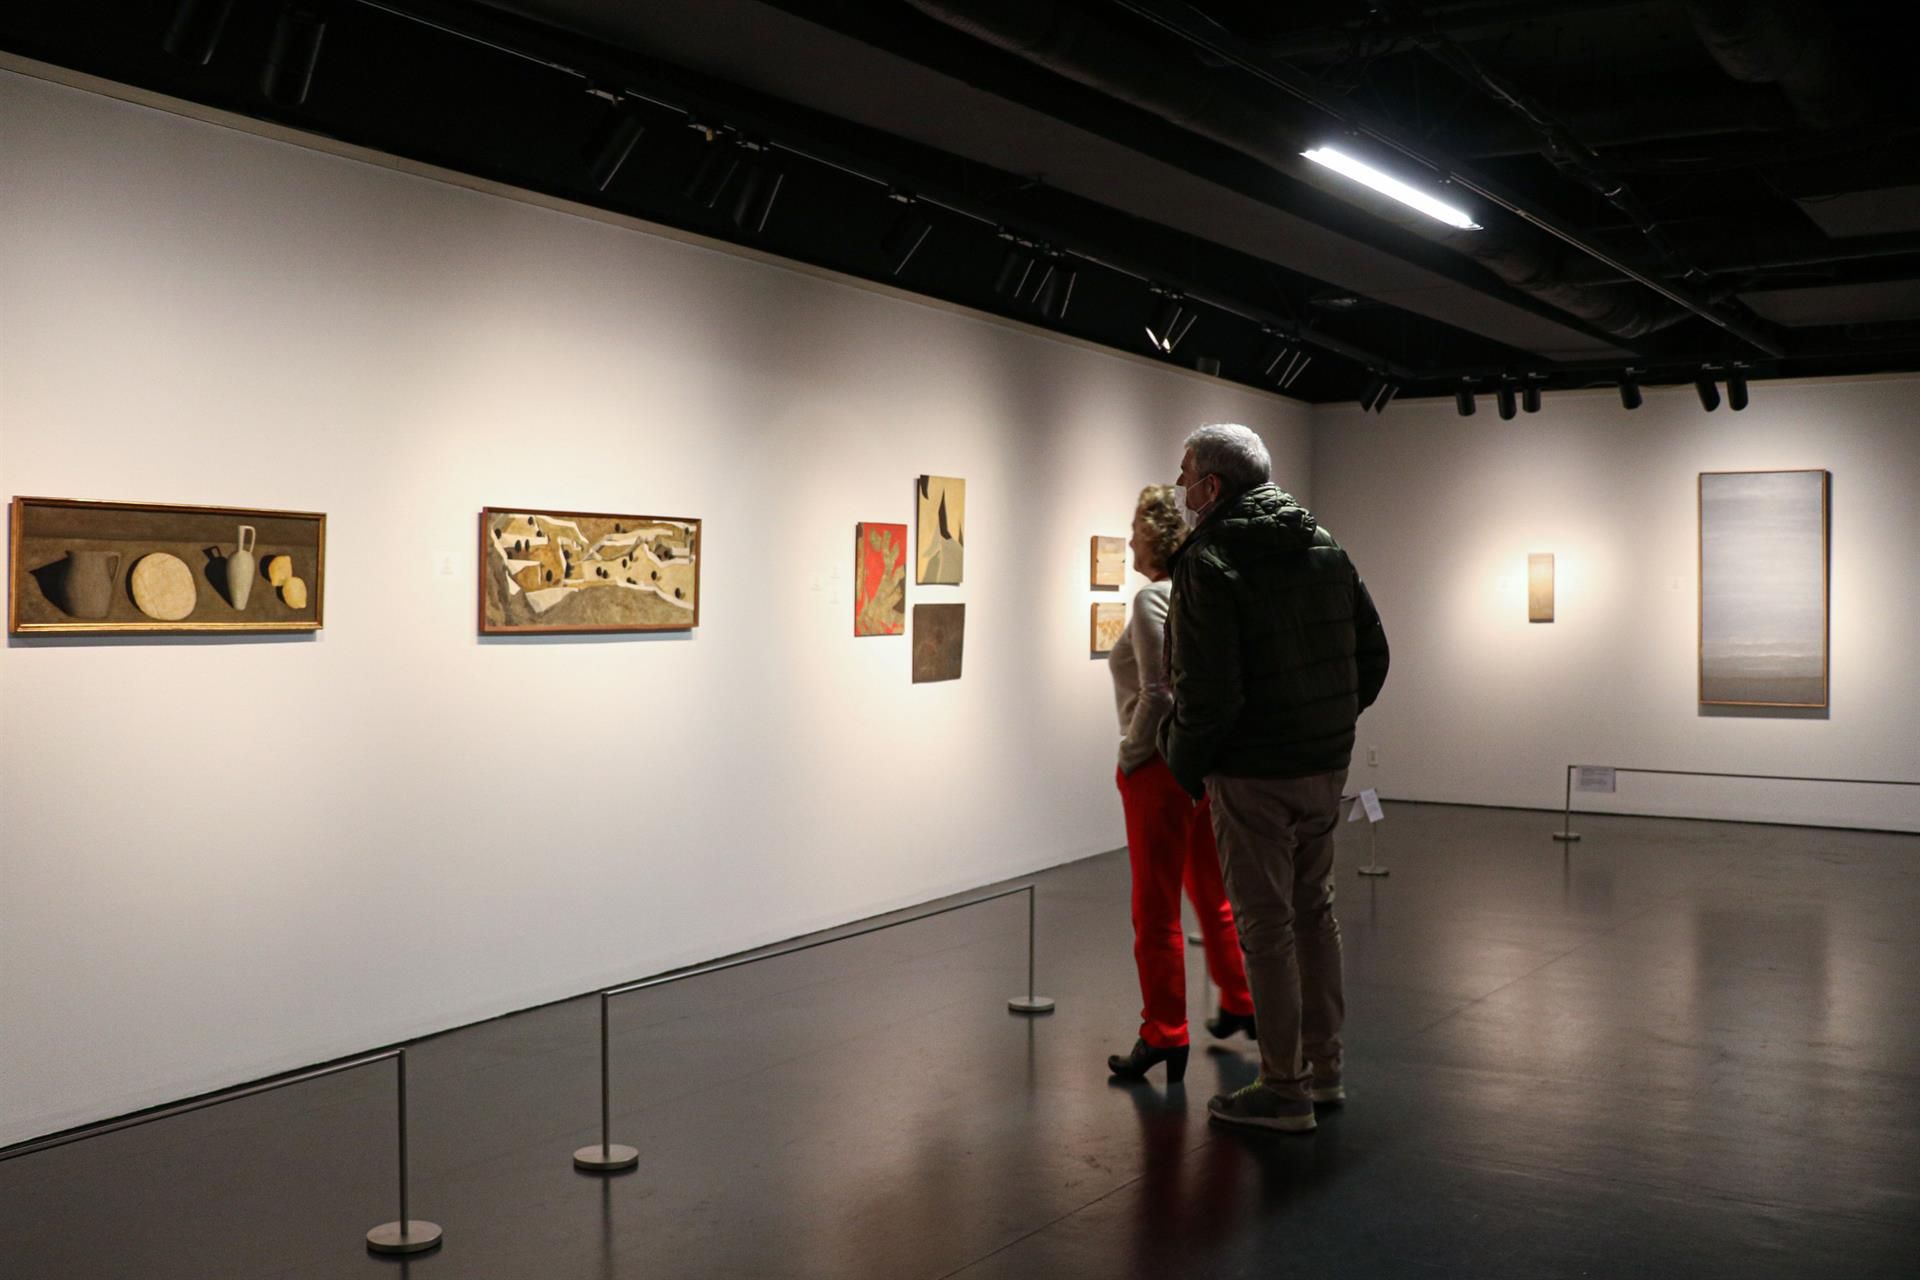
<box><xmin>5</xmin><ymin>803</ymin><xmax>1918</xmax><ymax>1278</ymax></box>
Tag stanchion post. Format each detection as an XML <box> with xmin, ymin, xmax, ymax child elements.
<box><xmin>1356</xmin><ymin>795</ymin><xmax>1390</xmax><ymax>876</ymax></box>
<box><xmin>1552</xmin><ymin>764</ymin><xmax>1582</xmax><ymax>842</ymax></box>
<box><xmin>575</xmin><ymin>992</ymin><xmax>639</xmax><ymax>1172</ymax></box>
<box><xmin>1008</xmin><ymin>885</ymin><xmax>1056</xmax><ymax>1014</ymax></box>
<box><xmin>366</xmin><ymin>1050</ymin><xmax>443</xmax><ymax>1254</ymax></box>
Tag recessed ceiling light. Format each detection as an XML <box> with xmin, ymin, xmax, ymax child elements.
<box><xmin>1302</xmin><ymin>146</ymin><xmax>1481</xmax><ymax>230</ymax></box>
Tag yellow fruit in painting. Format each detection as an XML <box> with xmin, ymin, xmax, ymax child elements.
<box><xmin>267</xmin><ymin>555</ymin><xmax>294</xmax><ymax>586</ymax></box>
<box><xmin>281</xmin><ymin>577</ymin><xmax>308</xmax><ymax>610</ymax></box>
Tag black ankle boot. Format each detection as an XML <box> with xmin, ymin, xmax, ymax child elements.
<box><xmin>1107</xmin><ymin>1037</ymin><xmax>1189</xmax><ymax>1083</ymax></box>
<box><xmin>1205</xmin><ymin>1009</ymin><xmax>1257</xmax><ymax>1041</ymax></box>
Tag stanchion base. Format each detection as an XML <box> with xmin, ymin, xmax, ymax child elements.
<box><xmin>574</xmin><ymin>1143</ymin><xmax>641</xmax><ymax>1172</ymax></box>
<box><xmin>1008</xmin><ymin>995</ymin><xmax>1056</xmax><ymax>1014</ymax></box>
<box><xmin>1356</xmin><ymin>864</ymin><xmax>1391</xmax><ymax>877</ymax></box>
<box><xmin>1552</xmin><ymin>832</ymin><xmax>1582</xmax><ymax>842</ymax></box>
<box><xmin>366</xmin><ymin>1220</ymin><xmax>443</xmax><ymax>1255</ymax></box>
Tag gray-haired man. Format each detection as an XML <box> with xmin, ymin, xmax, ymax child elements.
<box><xmin>1159</xmin><ymin>423</ymin><xmax>1389</xmax><ymax>1133</ymax></box>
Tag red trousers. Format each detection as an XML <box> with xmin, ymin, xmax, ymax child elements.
<box><xmin>1117</xmin><ymin>759</ymin><xmax>1255</xmax><ymax>1048</ymax></box>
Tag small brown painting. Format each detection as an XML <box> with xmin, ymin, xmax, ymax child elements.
<box><xmin>1091</xmin><ymin>602</ymin><xmax>1125</xmax><ymax>655</ymax></box>
<box><xmin>1091</xmin><ymin>536</ymin><xmax>1126</xmax><ymax>589</ymax></box>
<box><xmin>912</xmin><ymin>602</ymin><xmax>965</xmax><ymax>682</ymax></box>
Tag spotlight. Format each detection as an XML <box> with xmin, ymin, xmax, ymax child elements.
<box><xmin>1194</xmin><ymin>356</ymin><xmax>1223</xmax><ymax>377</ymax></box>
<box><xmin>684</xmin><ymin>136</ymin><xmax>740</xmax><ymax>208</ymax></box>
<box><xmin>1454</xmin><ymin>382</ymin><xmax>1476</xmax><ymax>416</ymax></box>
<box><xmin>1727</xmin><ymin>368</ymin><xmax>1749</xmax><ymax>411</ymax></box>
<box><xmin>728</xmin><ymin>147</ymin><xmax>782</xmax><ymax>235</ymax></box>
<box><xmin>994</xmin><ymin>242</ymin><xmax>1035</xmax><ymax>299</ymax></box>
<box><xmin>261</xmin><ymin>3</ymin><xmax>327</xmax><ymax>106</ymax></box>
<box><xmin>1033</xmin><ymin>257</ymin><xmax>1076</xmax><ymax>321</ymax></box>
<box><xmin>1256</xmin><ymin>331</ymin><xmax>1313</xmax><ymax>390</ymax></box>
<box><xmin>1521</xmin><ymin>377</ymin><xmax>1542</xmax><ymax>414</ymax></box>
<box><xmin>584</xmin><ymin>101</ymin><xmax>646</xmax><ymax>192</ymax></box>
<box><xmin>163</xmin><ymin>0</ymin><xmax>236</xmax><ymax>65</ymax></box>
<box><xmin>1146</xmin><ymin>292</ymin><xmax>1187</xmax><ymax>353</ymax></box>
<box><xmin>1358</xmin><ymin>373</ymin><xmax>1398</xmax><ymax>413</ymax></box>
<box><xmin>1619</xmin><ymin>370</ymin><xmax>1642</xmax><ymax>410</ymax></box>
<box><xmin>1695</xmin><ymin>372</ymin><xmax>1721</xmax><ymax>412</ymax></box>
<box><xmin>1496</xmin><ymin>379</ymin><xmax>1517</xmax><ymax>420</ymax></box>
<box><xmin>880</xmin><ymin>194</ymin><xmax>933</xmax><ymax>276</ymax></box>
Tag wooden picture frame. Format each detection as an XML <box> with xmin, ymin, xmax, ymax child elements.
<box><xmin>479</xmin><ymin>507</ymin><xmax>702</xmax><ymax>635</ymax></box>
<box><xmin>1698</xmin><ymin>469</ymin><xmax>1830</xmax><ymax>708</ymax></box>
<box><xmin>1090</xmin><ymin>536</ymin><xmax>1126</xmax><ymax>589</ymax></box>
<box><xmin>9</xmin><ymin>496</ymin><xmax>325</xmax><ymax>635</ymax></box>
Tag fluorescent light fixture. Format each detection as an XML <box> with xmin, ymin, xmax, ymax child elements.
<box><xmin>1301</xmin><ymin>146</ymin><xmax>1481</xmax><ymax>230</ymax></box>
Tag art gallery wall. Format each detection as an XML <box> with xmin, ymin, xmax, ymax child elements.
<box><xmin>0</xmin><ymin>66</ymin><xmax>1311</xmax><ymax>1145</ymax></box>
<box><xmin>1313</xmin><ymin>376</ymin><xmax>1920</xmax><ymax>833</ymax></box>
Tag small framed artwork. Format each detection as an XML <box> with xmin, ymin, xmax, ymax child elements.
<box><xmin>480</xmin><ymin>507</ymin><xmax>700</xmax><ymax>634</ymax></box>
<box><xmin>912</xmin><ymin>602</ymin><xmax>964</xmax><ymax>682</ymax></box>
<box><xmin>1091</xmin><ymin>536</ymin><xmax>1126</xmax><ymax>589</ymax></box>
<box><xmin>9</xmin><ymin>496</ymin><xmax>325</xmax><ymax>634</ymax></box>
<box><xmin>854</xmin><ymin>522</ymin><xmax>907</xmax><ymax>637</ymax></box>
<box><xmin>915</xmin><ymin>475</ymin><xmax>965</xmax><ymax>585</ymax></box>
<box><xmin>1091</xmin><ymin>602</ymin><xmax>1126</xmax><ymax>655</ymax></box>
<box><xmin>1527</xmin><ymin>553</ymin><xmax>1554</xmax><ymax>623</ymax></box>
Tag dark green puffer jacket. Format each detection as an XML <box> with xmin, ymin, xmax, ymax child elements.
<box><xmin>1157</xmin><ymin>484</ymin><xmax>1389</xmax><ymax>796</ymax></box>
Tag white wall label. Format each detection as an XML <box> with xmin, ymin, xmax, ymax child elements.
<box><xmin>1575</xmin><ymin>766</ymin><xmax>1617</xmax><ymax>793</ymax></box>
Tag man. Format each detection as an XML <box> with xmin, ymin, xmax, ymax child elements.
<box><xmin>1158</xmin><ymin>423</ymin><xmax>1389</xmax><ymax>1133</ymax></box>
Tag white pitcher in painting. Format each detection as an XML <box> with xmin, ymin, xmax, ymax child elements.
<box><xmin>229</xmin><ymin>524</ymin><xmax>257</xmax><ymax>610</ymax></box>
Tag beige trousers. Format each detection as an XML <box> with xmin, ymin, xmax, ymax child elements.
<box><xmin>1205</xmin><ymin>770</ymin><xmax>1348</xmax><ymax>1100</ymax></box>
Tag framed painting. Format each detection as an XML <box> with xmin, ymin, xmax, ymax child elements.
<box><xmin>1698</xmin><ymin>470</ymin><xmax>1829</xmax><ymax>707</ymax></box>
<box><xmin>1527</xmin><ymin>553</ymin><xmax>1554</xmax><ymax>623</ymax></box>
<box><xmin>911</xmin><ymin>602</ymin><xmax>964</xmax><ymax>682</ymax></box>
<box><xmin>1091</xmin><ymin>536</ymin><xmax>1126</xmax><ymax>589</ymax></box>
<box><xmin>854</xmin><ymin>522</ymin><xmax>907</xmax><ymax>637</ymax></box>
<box><xmin>480</xmin><ymin>507</ymin><xmax>700</xmax><ymax>634</ymax></box>
<box><xmin>9</xmin><ymin>496</ymin><xmax>325</xmax><ymax>635</ymax></box>
<box><xmin>915</xmin><ymin>475</ymin><xmax>965</xmax><ymax>585</ymax></box>
<box><xmin>1091</xmin><ymin>602</ymin><xmax>1125</xmax><ymax>655</ymax></box>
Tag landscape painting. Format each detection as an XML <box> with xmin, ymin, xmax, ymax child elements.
<box><xmin>9</xmin><ymin>496</ymin><xmax>325</xmax><ymax>635</ymax></box>
<box><xmin>481</xmin><ymin>507</ymin><xmax>700</xmax><ymax>634</ymax></box>
<box><xmin>854</xmin><ymin>522</ymin><xmax>907</xmax><ymax>637</ymax></box>
<box><xmin>1091</xmin><ymin>602</ymin><xmax>1126</xmax><ymax>655</ymax></box>
<box><xmin>1091</xmin><ymin>536</ymin><xmax>1126</xmax><ymax>589</ymax></box>
<box><xmin>1698</xmin><ymin>470</ymin><xmax>1829</xmax><ymax>707</ymax></box>
<box><xmin>916</xmin><ymin>475</ymin><xmax>965</xmax><ymax>585</ymax></box>
<box><xmin>1528</xmin><ymin>553</ymin><xmax>1554</xmax><ymax>623</ymax></box>
<box><xmin>912</xmin><ymin>602</ymin><xmax>964</xmax><ymax>682</ymax></box>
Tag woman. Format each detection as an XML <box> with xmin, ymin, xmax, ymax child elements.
<box><xmin>1106</xmin><ymin>485</ymin><xmax>1257</xmax><ymax>1083</ymax></box>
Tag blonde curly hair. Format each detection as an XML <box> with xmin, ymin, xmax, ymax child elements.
<box><xmin>1133</xmin><ymin>484</ymin><xmax>1185</xmax><ymax>575</ymax></box>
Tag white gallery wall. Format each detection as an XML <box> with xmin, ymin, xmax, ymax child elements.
<box><xmin>0</xmin><ymin>68</ymin><xmax>1312</xmax><ymax>1145</ymax></box>
<box><xmin>1314</xmin><ymin>378</ymin><xmax>1920</xmax><ymax>834</ymax></box>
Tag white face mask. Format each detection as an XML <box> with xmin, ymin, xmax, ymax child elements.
<box><xmin>1175</xmin><ymin>479</ymin><xmax>1210</xmax><ymax>526</ymax></box>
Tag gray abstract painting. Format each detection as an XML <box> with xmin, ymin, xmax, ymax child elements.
<box><xmin>1699</xmin><ymin>470</ymin><xmax>1829</xmax><ymax>707</ymax></box>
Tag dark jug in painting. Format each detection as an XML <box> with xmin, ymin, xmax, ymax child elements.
<box><xmin>60</xmin><ymin>549</ymin><xmax>121</xmax><ymax>619</ymax></box>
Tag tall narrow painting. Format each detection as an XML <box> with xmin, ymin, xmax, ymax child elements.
<box><xmin>1527</xmin><ymin>553</ymin><xmax>1554</xmax><ymax>623</ymax></box>
<box><xmin>1698</xmin><ymin>470</ymin><xmax>1829</xmax><ymax>707</ymax></box>
<box><xmin>854</xmin><ymin>522</ymin><xmax>907</xmax><ymax>637</ymax></box>
<box><xmin>480</xmin><ymin>507</ymin><xmax>700</xmax><ymax>634</ymax></box>
<box><xmin>915</xmin><ymin>476</ymin><xmax>965</xmax><ymax>585</ymax></box>
<box><xmin>9</xmin><ymin>496</ymin><xmax>325</xmax><ymax>635</ymax></box>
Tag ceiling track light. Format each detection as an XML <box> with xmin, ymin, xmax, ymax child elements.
<box><xmin>1358</xmin><ymin>372</ymin><xmax>1398</xmax><ymax>414</ymax></box>
<box><xmin>1695</xmin><ymin>370</ymin><xmax>1722</xmax><ymax>412</ymax></box>
<box><xmin>880</xmin><ymin>192</ymin><xmax>933</xmax><ymax>277</ymax></box>
<box><xmin>728</xmin><ymin>152</ymin><xmax>783</xmax><ymax>235</ymax></box>
<box><xmin>1454</xmin><ymin>381</ymin><xmax>1476</xmax><ymax>416</ymax></box>
<box><xmin>992</xmin><ymin>232</ymin><xmax>1037</xmax><ymax>300</ymax></box>
<box><xmin>584</xmin><ymin>97</ymin><xmax>646</xmax><ymax>193</ymax></box>
<box><xmin>1727</xmin><ymin>367</ymin><xmax>1750</xmax><ymax>411</ymax></box>
<box><xmin>683</xmin><ymin>133</ymin><xmax>741</xmax><ymax>208</ymax></box>
<box><xmin>1256</xmin><ymin>331</ymin><xmax>1313</xmax><ymax>390</ymax></box>
<box><xmin>162</xmin><ymin>0</ymin><xmax>237</xmax><ymax>65</ymax></box>
<box><xmin>1619</xmin><ymin>370</ymin><xmax>1643</xmax><ymax>410</ymax></box>
<box><xmin>1496</xmin><ymin>380</ymin><xmax>1518</xmax><ymax>420</ymax></box>
<box><xmin>1145</xmin><ymin>291</ymin><xmax>1190</xmax><ymax>354</ymax></box>
<box><xmin>261</xmin><ymin>3</ymin><xmax>327</xmax><ymax>107</ymax></box>
<box><xmin>1032</xmin><ymin>255</ymin><xmax>1076</xmax><ymax>321</ymax></box>
<box><xmin>1521</xmin><ymin>377</ymin><xmax>1543</xmax><ymax>415</ymax></box>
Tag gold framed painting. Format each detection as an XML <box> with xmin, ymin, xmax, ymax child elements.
<box><xmin>479</xmin><ymin>507</ymin><xmax>701</xmax><ymax>634</ymax></box>
<box><xmin>8</xmin><ymin>496</ymin><xmax>325</xmax><ymax>635</ymax></box>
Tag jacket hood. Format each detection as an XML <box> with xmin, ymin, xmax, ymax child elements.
<box><xmin>1196</xmin><ymin>483</ymin><xmax>1318</xmax><ymax>552</ymax></box>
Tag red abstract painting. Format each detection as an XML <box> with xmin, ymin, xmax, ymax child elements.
<box><xmin>854</xmin><ymin>522</ymin><xmax>907</xmax><ymax>636</ymax></box>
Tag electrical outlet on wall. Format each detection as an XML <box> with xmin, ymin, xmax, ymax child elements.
<box><xmin>1367</xmin><ymin>747</ymin><xmax>1379</xmax><ymax>767</ymax></box>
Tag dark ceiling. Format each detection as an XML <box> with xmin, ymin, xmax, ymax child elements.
<box><xmin>7</xmin><ymin>0</ymin><xmax>1919</xmax><ymax>409</ymax></box>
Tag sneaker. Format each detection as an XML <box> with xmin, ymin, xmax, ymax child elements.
<box><xmin>1207</xmin><ymin>1079</ymin><xmax>1316</xmax><ymax>1133</ymax></box>
<box><xmin>1309</xmin><ymin>1077</ymin><xmax>1345</xmax><ymax>1106</ymax></box>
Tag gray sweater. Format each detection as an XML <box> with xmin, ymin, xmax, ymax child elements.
<box><xmin>1108</xmin><ymin>579</ymin><xmax>1174</xmax><ymax>774</ymax></box>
